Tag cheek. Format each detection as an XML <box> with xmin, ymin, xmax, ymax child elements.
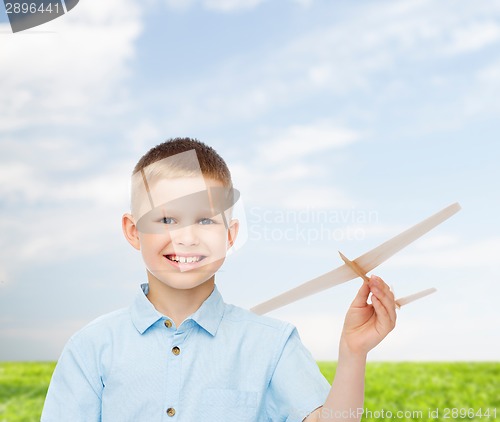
<box><xmin>206</xmin><ymin>233</ymin><xmax>229</xmax><ymax>259</ymax></box>
<box><xmin>140</xmin><ymin>233</ymin><xmax>171</xmax><ymax>253</ymax></box>
<box><xmin>201</xmin><ymin>228</ymin><xmax>227</xmax><ymax>244</ymax></box>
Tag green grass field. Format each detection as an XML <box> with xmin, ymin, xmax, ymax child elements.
<box><xmin>0</xmin><ymin>362</ymin><xmax>498</xmax><ymax>421</ymax></box>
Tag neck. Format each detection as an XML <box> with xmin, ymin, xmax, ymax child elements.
<box><xmin>145</xmin><ymin>272</ymin><xmax>215</xmax><ymax>328</ymax></box>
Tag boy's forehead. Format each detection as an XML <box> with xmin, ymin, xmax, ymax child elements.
<box><xmin>151</xmin><ymin>177</ymin><xmax>212</xmax><ymax>202</ymax></box>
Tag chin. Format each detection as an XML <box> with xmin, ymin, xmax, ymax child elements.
<box><xmin>151</xmin><ymin>272</ymin><xmax>215</xmax><ymax>290</ymax></box>
<box><xmin>166</xmin><ymin>280</ymin><xmax>213</xmax><ymax>291</ymax></box>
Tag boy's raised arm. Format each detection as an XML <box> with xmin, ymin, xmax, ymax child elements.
<box><xmin>305</xmin><ymin>275</ymin><xmax>397</xmax><ymax>422</ymax></box>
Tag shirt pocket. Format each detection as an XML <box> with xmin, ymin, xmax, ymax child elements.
<box><xmin>200</xmin><ymin>388</ymin><xmax>258</xmax><ymax>422</ymax></box>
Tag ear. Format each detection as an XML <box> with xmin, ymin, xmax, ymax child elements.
<box><xmin>226</xmin><ymin>218</ymin><xmax>239</xmax><ymax>250</ymax></box>
<box><xmin>122</xmin><ymin>213</ymin><xmax>141</xmax><ymax>250</ymax></box>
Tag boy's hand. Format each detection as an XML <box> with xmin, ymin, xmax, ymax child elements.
<box><xmin>340</xmin><ymin>275</ymin><xmax>397</xmax><ymax>357</ymax></box>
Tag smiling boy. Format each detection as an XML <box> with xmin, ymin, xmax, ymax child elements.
<box><xmin>41</xmin><ymin>138</ymin><xmax>397</xmax><ymax>422</ymax></box>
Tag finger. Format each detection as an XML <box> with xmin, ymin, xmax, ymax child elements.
<box><xmin>382</xmin><ymin>291</ymin><xmax>397</xmax><ymax>325</ymax></box>
<box><xmin>370</xmin><ymin>276</ymin><xmax>396</xmax><ymax>309</ymax></box>
<box><xmin>372</xmin><ymin>286</ymin><xmax>397</xmax><ymax>325</ymax></box>
<box><xmin>370</xmin><ymin>279</ymin><xmax>397</xmax><ymax>325</ymax></box>
<box><xmin>370</xmin><ymin>275</ymin><xmax>395</xmax><ymax>300</ymax></box>
<box><xmin>350</xmin><ymin>281</ymin><xmax>370</xmax><ymax>308</ymax></box>
<box><xmin>370</xmin><ymin>294</ymin><xmax>394</xmax><ymax>333</ymax></box>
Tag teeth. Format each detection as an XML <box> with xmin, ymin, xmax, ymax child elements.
<box><xmin>168</xmin><ymin>255</ymin><xmax>201</xmax><ymax>263</ymax></box>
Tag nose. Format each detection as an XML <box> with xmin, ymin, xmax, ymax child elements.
<box><xmin>171</xmin><ymin>223</ymin><xmax>200</xmax><ymax>246</ymax></box>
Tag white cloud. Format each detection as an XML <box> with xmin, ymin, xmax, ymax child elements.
<box><xmin>282</xmin><ymin>186</ymin><xmax>355</xmax><ymax>210</ymax></box>
<box><xmin>165</xmin><ymin>0</ymin><xmax>268</xmax><ymax>13</ymax></box>
<box><xmin>266</xmin><ymin>163</ymin><xmax>313</xmax><ymax>182</ymax></box>
<box><xmin>203</xmin><ymin>0</ymin><xmax>265</xmax><ymax>12</ymax></box>
<box><xmin>386</xmin><ymin>237</ymin><xmax>500</xmax><ymax>271</ymax></box>
<box><xmin>366</xmin><ymin>315</ymin><xmax>499</xmax><ymax>361</ymax></box>
<box><xmin>0</xmin><ymin>162</ymin><xmax>39</xmax><ymax>202</ymax></box>
<box><xmin>258</xmin><ymin>123</ymin><xmax>359</xmax><ymax>164</ymax></box>
<box><xmin>0</xmin><ymin>197</ymin><xmax>128</xmax><ymax>270</ymax></box>
<box><xmin>0</xmin><ymin>140</ymin><xmax>132</xmax><ymax>268</ymax></box>
<box><xmin>55</xmin><ymin>164</ymin><xmax>131</xmax><ymax>206</ymax></box>
<box><xmin>0</xmin><ymin>141</ymin><xmax>130</xmax><ymax>206</ymax></box>
<box><xmin>0</xmin><ymin>0</ymin><xmax>142</xmax><ymax>131</ymax></box>
<box><xmin>164</xmin><ymin>0</ymin><xmax>195</xmax><ymax>11</ymax></box>
<box><xmin>284</xmin><ymin>1</ymin><xmax>500</xmax><ymax>88</ymax></box>
<box><xmin>477</xmin><ymin>60</ymin><xmax>500</xmax><ymax>84</ymax></box>
<box><xmin>15</xmin><ymin>211</ymin><xmax>119</xmax><ymax>263</ymax></box>
<box><xmin>163</xmin><ymin>0</ymin><xmax>268</xmax><ymax>13</ymax></box>
<box><xmin>412</xmin><ymin>234</ymin><xmax>460</xmax><ymax>250</ymax></box>
<box><xmin>159</xmin><ymin>0</ymin><xmax>500</xmax><ymax>131</ymax></box>
<box><xmin>163</xmin><ymin>0</ymin><xmax>314</xmax><ymax>13</ymax></box>
<box><xmin>127</xmin><ymin>120</ymin><xmax>163</xmax><ymax>156</ymax></box>
<box><xmin>443</xmin><ymin>21</ymin><xmax>500</xmax><ymax>55</ymax></box>
<box><xmin>460</xmin><ymin>59</ymin><xmax>500</xmax><ymax>117</ymax></box>
<box><xmin>227</xmin><ymin>121</ymin><xmax>360</xmax><ymax>209</ymax></box>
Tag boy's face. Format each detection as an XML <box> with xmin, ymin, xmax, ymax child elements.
<box><xmin>126</xmin><ymin>176</ymin><xmax>238</xmax><ymax>291</ymax></box>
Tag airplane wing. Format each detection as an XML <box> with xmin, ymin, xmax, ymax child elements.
<box><xmin>250</xmin><ymin>202</ymin><xmax>461</xmax><ymax>315</ymax></box>
<box><xmin>250</xmin><ymin>264</ymin><xmax>356</xmax><ymax>315</ymax></box>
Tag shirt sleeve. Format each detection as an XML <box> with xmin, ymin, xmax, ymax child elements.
<box><xmin>41</xmin><ymin>336</ymin><xmax>103</xmax><ymax>422</ymax></box>
<box><xmin>265</xmin><ymin>326</ymin><xmax>331</xmax><ymax>422</ymax></box>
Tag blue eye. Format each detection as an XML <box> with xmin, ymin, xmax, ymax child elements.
<box><xmin>161</xmin><ymin>217</ymin><xmax>176</xmax><ymax>224</ymax></box>
<box><xmin>199</xmin><ymin>218</ymin><xmax>215</xmax><ymax>225</ymax></box>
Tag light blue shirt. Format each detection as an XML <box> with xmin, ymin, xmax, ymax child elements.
<box><xmin>41</xmin><ymin>284</ymin><xmax>330</xmax><ymax>422</ymax></box>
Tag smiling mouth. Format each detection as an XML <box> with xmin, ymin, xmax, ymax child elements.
<box><xmin>164</xmin><ymin>254</ymin><xmax>206</xmax><ymax>264</ymax></box>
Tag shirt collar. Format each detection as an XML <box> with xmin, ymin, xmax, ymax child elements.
<box><xmin>130</xmin><ymin>283</ymin><xmax>225</xmax><ymax>336</ymax></box>
<box><xmin>189</xmin><ymin>285</ymin><xmax>225</xmax><ymax>336</ymax></box>
<box><xmin>130</xmin><ymin>283</ymin><xmax>163</xmax><ymax>334</ymax></box>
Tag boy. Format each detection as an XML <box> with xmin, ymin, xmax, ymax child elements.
<box><xmin>41</xmin><ymin>138</ymin><xmax>397</xmax><ymax>421</ymax></box>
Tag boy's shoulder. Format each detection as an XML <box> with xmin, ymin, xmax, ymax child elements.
<box><xmin>67</xmin><ymin>307</ymin><xmax>131</xmax><ymax>344</ymax></box>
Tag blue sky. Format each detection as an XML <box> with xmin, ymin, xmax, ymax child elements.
<box><xmin>0</xmin><ymin>0</ymin><xmax>499</xmax><ymax>361</ymax></box>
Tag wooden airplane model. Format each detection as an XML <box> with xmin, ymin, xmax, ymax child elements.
<box><xmin>250</xmin><ymin>203</ymin><xmax>461</xmax><ymax>315</ymax></box>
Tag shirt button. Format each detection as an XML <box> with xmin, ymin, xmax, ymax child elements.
<box><xmin>172</xmin><ymin>346</ymin><xmax>181</xmax><ymax>356</ymax></box>
<box><xmin>166</xmin><ymin>407</ymin><xmax>176</xmax><ymax>417</ymax></box>
<box><xmin>164</xmin><ymin>320</ymin><xmax>172</xmax><ymax>328</ymax></box>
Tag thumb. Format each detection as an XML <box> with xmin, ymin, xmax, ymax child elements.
<box><xmin>350</xmin><ymin>281</ymin><xmax>370</xmax><ymax>307</ymax></box>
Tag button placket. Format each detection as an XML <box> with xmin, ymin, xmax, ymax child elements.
<box><xmin>164</xmin><ymin>329</ymin><xmax>187</xmax><ymax>419</ymax></box>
